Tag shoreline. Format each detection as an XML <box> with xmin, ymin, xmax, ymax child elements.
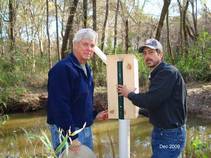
<box><xmin>3</xmin><ymin>82</ymin><xmax>211</xmax><ymax>120</ymax></box>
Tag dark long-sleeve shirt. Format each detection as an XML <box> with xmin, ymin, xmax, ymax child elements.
<box><xmin>47</xmin><ymin>53</ymin><xmax>95</xmax><ymax>139</ymax></box>
<box><xmin>128</xmin><ymin>62</ymin><xmax>187</xmax><ymax>129</ymax></box>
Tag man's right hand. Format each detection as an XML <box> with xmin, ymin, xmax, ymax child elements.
<box><xmin>117</xmin><ymin>84</ymin><xmax>136</xmax><ymax>98</ymax></box>
<box><xmin>69</xmin><ymin>139</ymin><xmax>81</xmax><ymax>153</ymax></box>
<box><xmin>96</xmin><ymin>110</ymin><xmax>108</xmax><ymax>121</ymax></box>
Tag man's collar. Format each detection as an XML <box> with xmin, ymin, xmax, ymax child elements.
<box><xmin>150</xmin><ymin>62</ymin><xmax>165</xmax><ymax>79</ymax></box>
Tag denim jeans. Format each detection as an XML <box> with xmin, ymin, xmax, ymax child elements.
<box><xmin>151</xmin><ymin>125</ymin><xmax>186</xmax><ymax>158</ymax></box>
<box><xmin>75</xmin><ymin>126</ymin><xmax>93</xmax><ymax>150</ymax></box>
<box><xmin>49</xmin><ymin>124</ymin><xmax>93</xmax><ymax>155</ymax></box>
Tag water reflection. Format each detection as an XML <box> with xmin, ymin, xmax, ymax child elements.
<box><xmin>0</xmin><ymin>112</ymin><xmax>211</xmax><ymax>157</ymax></box>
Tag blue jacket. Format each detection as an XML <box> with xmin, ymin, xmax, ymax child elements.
<box><xmin>128</xmin><ymin>62</ymin><xmax>187</xmax><ymax>129</ymax></box>
<box><xmin>47</xmin><ymin>53</ymin><xmax>95</xmax><ymax>137</ymax></box>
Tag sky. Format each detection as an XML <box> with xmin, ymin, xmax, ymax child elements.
<box><xmin>142</xmin><ymin>0</ymin><xmax>211</xmax><ymax>17</ymax></box>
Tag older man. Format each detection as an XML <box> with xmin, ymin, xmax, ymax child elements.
<box><xmin>118</xmin><ymin>38</ymin><xmax>187</xmax><ymax>158</ymax></box>
<box><xmin>47</xmin><ymin>28</ymin><xmax>107</xmax><ymax>155</ymax></box>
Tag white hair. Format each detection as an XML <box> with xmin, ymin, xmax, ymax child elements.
<box><xmin>73</xmin><ymin>28</ymin><xmax>98</xmax><ymax>44</ymax></box>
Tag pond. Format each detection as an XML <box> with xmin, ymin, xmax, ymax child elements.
<box><xmin>0</xmin><ymin>111</ymin><xmax>211</xmax><ymax>157</ymax></box>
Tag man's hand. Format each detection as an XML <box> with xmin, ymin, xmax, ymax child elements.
<box><xmin>69</xmin><ymin>139</ymin><xmax>81</xmax><ymax>153</ymax></box>
<box><xmin>96</xmin><ymin>110</ymin><xmax>108</xmax><ymax>121</ymax></box>
<box><xmin>117</xmin><ymin>85</ymin><xmax>136</xmax><ymax>98</ymax></box>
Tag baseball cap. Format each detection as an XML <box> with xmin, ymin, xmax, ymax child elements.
<box><xmin>139</xmin><ymin>38</ymin><xmax>163</xmax><ymax>53</ymax></box>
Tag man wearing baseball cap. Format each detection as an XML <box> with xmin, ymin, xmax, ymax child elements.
<box><xmin>118</xmin><ymin>38</ymin><xmax>187</xmax><ymax>158</ymax></box>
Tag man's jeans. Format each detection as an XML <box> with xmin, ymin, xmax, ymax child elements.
<box><xmin>151</xmin><ymin>125</ymin><xmax>186</xmax><ymax>158</ymax></box>
<box><xmin>49</xmin><ymin>124</ymin><xmax>93</xmax><ymax>153</ymax></box>
<box><xmin>75</xmin><ymin>126</ymin><xmax>93</xmax><ymax>150</ymax></box>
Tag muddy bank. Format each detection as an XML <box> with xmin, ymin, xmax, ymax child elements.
<box><xmin>3</xmin><ymin>93</ymin><xmax>47</xmax><ymax>113</ymax></box>
<box><xmin>3</xmin><ymin>83</ymin><xmax>211</xmax><ymax>120</ymax></box>
<box><xmin>187</xmin><ymin>83</ymin><xmax>211</xmax><ymax>120</ymax></box>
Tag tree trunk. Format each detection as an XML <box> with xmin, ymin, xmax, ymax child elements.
<box><xmin>183</xmin><ymin>0</ymin><xmax>189</xmax><ymax>56</ymax></box>
<box><xmin>83</xmin><ymin>0</ymin><xmax>88</xmax><ymax>28</ymax></box>
<box><xmin>194</xmin><ymin>0</ymin><xmax>198</xmax><ymax>36</ymax></box>
<box><xmin>92</xmin><ymin>0</ymin><xmax>97</xmax><ymax>31</ymax></box>
<box><xmin>155</xmin><ymin>0</ymin><xmax>171</xmax><ymax>40</ymax></box>
<box><xmin>46</xmin><ymin>0</ymin><xmax>52</xmax><ymax>69</ymax></box>
<box><xmin>125</xmin><ymin>19</ymin><xmax>129</xmax><ymax>54</ymax></box>
<box><xmin>55</xmin><ymin>0</ymin><xmax>61</xmax><ymax>60</ymax></box>
<box><xmin>61</xmin><ymin>0</ymin><xmax>79</xmax><ymax>58</ymax></box>
<box><xmin>204</xmin><ymin>4</ymin><xmax>208</xmax><ymax>31</ymax></box>
<box><xmin>38</xmin><ymin>37</ymin><xmax>44</xmax><ymax>57</ymax></box>
<box><xmin>190</xmin><ymin>0</ymin><xmax>198</xmax><ymax>39</ymax></box>
<box><xmin>60</xmin><ymin>0</ymin><xmax>67</xmax><ymax>40</ymax></box>
<box><xmin>0</xmin><ymin>15</ymin><xmax>4</xmax><ymax>55</ymax></box>
<box><xmin>9</xmin><ymin>0</ymin><xmax>15</xmax><ymax>51</ymax></box>
<box><xmin>185</xmin><ymin>18</ymin><xmax>196</xmax><ymax>40</ymax></box>
<box><xmin>32</xmin><ymin>40</ymin><xmax>36</xmax><ymax>73</ymax></box>
<box><xmin>25</xmin><ymin>24</ymin><xmax>31</xmax><ymax>54</ymax></box>
<box><xmin>92</xmin><ymin>0</ymin><xmax>97</xmax><ymax>75</ymax></box>
<box><xmin>100</xmin><ymin>0</ymin><xmax>109</xmax><ymax>51</ymax></box>
<box><xmin>177</xmin><ymin>0</ymin><xmax>184</xmax><ymax>56</ymax></box>
<box><xmin>113</xmin><ymin>0</ymin><xmax>120</xmax><ymax>54</ymax></box>
<box><xmin>166</xmin><ymin>9</ymin><xmax>174</xmax><ymax>63</ymax></box>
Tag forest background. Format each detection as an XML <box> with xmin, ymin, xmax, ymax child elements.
<box><xmin>0</xmin><ymin>0</ymin><xmax>210</xmax><ymax>116</ymax></box>
<box><xmin>0</xmin><ymin>0</ymin><xmax>211</xmax><ymax>157</ymax></box>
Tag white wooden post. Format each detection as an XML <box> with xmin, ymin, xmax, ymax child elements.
<box><xmin>119</xmin><ymin>119</ymin><xmax>130</xmax><ymax>158</ymax></box>
<box><xmin>94</xmin><ymin>48</ymin><xmax>139</xmax><ymax>158</ymax></box>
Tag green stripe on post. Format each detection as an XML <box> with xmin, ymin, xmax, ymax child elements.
<box><xmin>117</xmin><ymin>61</ymin><xmax>124</xmax><ymax>119</ymax></box>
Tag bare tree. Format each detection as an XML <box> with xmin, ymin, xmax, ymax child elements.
<box><xmin>100</xmin><ymin>0</ymin><xmax>109</xmax><ymax>51</ymax></box>
<box><xmin>203</xmin><ymin>4</ymin><xmax>208</xmax><ymax>31</ymax></box>
<box><xmin>61</xmin><ymin>0</ymin><xmax>79</xmax><ymax>58</ymax></box>
<box><xmin>92</xmin><ymin>0</ymin><xmax>97</xmax><ymax>31</ymax></box>
<box><xmin>92</xmin><ymin>0</ymin><xmax>97</xmax><ymax>74</ymax></box>
<box><xmin>185</xmin><ymin>17</ymin><xmax>197</xmax><ymax>41</ymax></box>
<box><xmin>125</xmin><ymin>19</ymin><xmax>129</xmax><ymax>54</ymax></box>
<box><xmin>46</xmin><ymin>0</ymin><xmax>51</xmax><ymax>68</ymax></box>
<box><xmin>9</xmin><ymin>0</ymin><xmax>15</xmax><ymax>51</ymax></box>
<box><xmin>21</xmin><ymin>4</ymin><xmax>31</xmax><ymax>54</ymax></box>
<box><xmin>155</xmin><ymin>0</ymin><xmax>171</xmax><ymax>40</ymax></box>
<box><xmin>176</xmin><ymin>0</ymin><xmax>190</xmax><ymax>56</ymax></box>
<box><xmin>183</xmin><ymin>0</ymin><xmax>190</xmax><ymax>55</ymax></box>
<box><xmin>113</xmin><ymin>0</ymin><xmax>120</xmax><ymax>53</ymax></box>
<box><xmin>28</xmin><ymin>3</ymin><xmax>36</xmax><ymax>72</ymax></box>
<box><xmin>166</xmin><ymin>9</ymin><xmax>174</xmax><ymax>63</ymax></box>
<box><xmin>120</xmin><ymin>1</ymin><xmax>134</xmax><ymax>53</ymax></box>
<box><xmin>55</xmin><ymin>0</ymin><xmax>61</xmax><ymax>60</ymax></box>
<box><xmin>21</xmin><ymin>1</ymin><xmax>45</xmax><ymax>58</ymax></box>
<box><xmin>0</xmin><ymin>13</ymin><xmax>4</xmax><ymax>55</ymax></box>
<box><xmin>59</xmin><ymin>0</ymin><xmax>68</xmax><ymax>40</ymax></box>
<box><xmin>83</xmin><ymin>0</ymin><xmax>88</xmax><ymax>28</ymax></box>
<box><xmin>38</xmin><ymin>31</ymin><xmax>44</xmax><ymax>57</ymax></box>
<box><xmin>190</xmin><ymin>0</ymin><xmax>198</xmax><ymax>39</ymax></box>
<box><xmin>177</xmin><ymin>0</ymin><xmax>183</xmax><ymax>55</ymax></box>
